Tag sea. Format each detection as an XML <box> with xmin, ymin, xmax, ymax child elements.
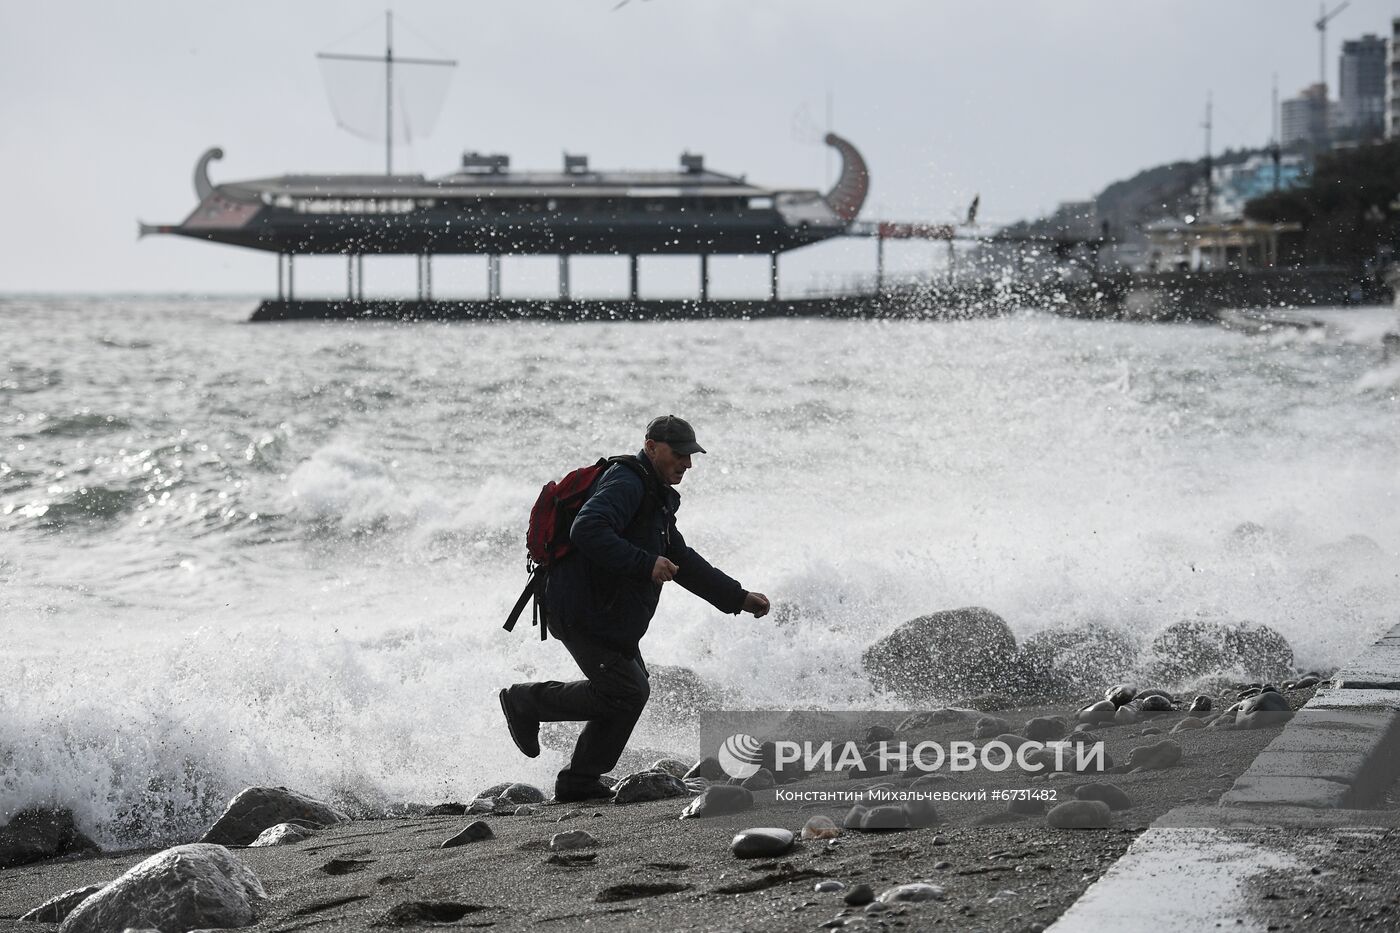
<box><xmin>3</xmin><ymin>295</ymin><xmax>1399</xmax><ymax>848</ymax></box>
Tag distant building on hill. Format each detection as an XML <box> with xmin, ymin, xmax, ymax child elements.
<box><xmin>1388</xmin><ymin>18</ymin><xmax>1400</xmax><ymax>139</ymax></box>
<box><xmin>1338</xmin><ymin>34</ymin><xmax>1386</xmax><ymax>139</ymax></box>
<box><xmin>1210</xmin><ymin>153</ymin><xmax>1309</xmax><ymax>219</ymax></box>
<box><xmin>1282</xmin><ymin>83</ymin><xmax>1329</xmax><ymax>149</ymax></box>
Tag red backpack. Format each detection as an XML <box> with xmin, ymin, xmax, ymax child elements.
<box><xmin>503</xmin><ymin>456</ymin><xmax>648</xmax><ymax>640</ymax></box>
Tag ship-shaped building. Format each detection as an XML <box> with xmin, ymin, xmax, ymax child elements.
<box><xmin>143</xmin><ymin>135</ymin><xmax>869</xmax><ymax>317</ymax></box>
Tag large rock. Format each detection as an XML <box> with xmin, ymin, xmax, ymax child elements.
<box><xmin>19</xmin><ymin>885</ymin><xmax>104</xmax><ymax>924</ymax></box>
<box><xmin>645</xmin><ymin>665</ymin><xmax>728</xmax><ymax>724</ymax></box>
<box><xmin>0</xmin><ymin>808</ymin><xmax>98</xmax><ymax>869</ymax></box>
<box><xmin>1145</xmin><ymin>619</ymin><xmax>1294</xmax><ymax>684</ymax></box>
<box><xmin>862</xmin><ymin>607</ymin><xmax>1019</xmax><ymax>704</ymax></box>
<box><xmin>200</xmin><ymin>787</ymin><xmax>348</xmax><ymax>847</ymax></box>
<box><xmin>58</xmin><ymin>844</ymin><xmax>265</xmax><ymax>933</ymax></box>
<box><xmin>612</xmin><ymin>770</ymin><xmax>689</xmax><ymax>804</ymax></box>
<box><xmin>1018</xmin><ymin>622</ymin><xmax>1139</xmax><ymax>696</ymax></box>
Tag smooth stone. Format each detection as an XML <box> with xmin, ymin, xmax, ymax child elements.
<box><xmin>740</xmin><ymin>768</ymin><xmax>776</xmax><ymax>791</ymax></box>
<box><xmin>992</xmin><ymin>733</ymin><xmax>1032</xmax><ymax>750</ymax></box>
<box><xmin>731</xmin><ymin>827</ymin><xmax>795</xmax><ymax>859</ymax></box>
<box><xmin>199</xmin><ymin>787</ymin><xmax>349</xmax><ymax>847</ymax></box>
<box><xmin>501</xmin><ymin>783</ymin><xmax>546</xmax><ymax>805</ymax></box>
<box><xmin>0</xmin><ymin>809</ymin><xmax>98</xmax><ymax>869</ymax></box>
<box><xmin>1236</xmin><ymin>690</ymin><xmax>1294</xmax><ymax>729</ymax></box>
<box><xmin>1189</xmin><ymin>695</ymin><xmax>1213</xmax><ymax>713</ymax></box>
<box><xmin>1046</xmin><ymin>800</ymin><xmax>1112</xmax><ymax>829</ymax></box>
<box><xmin>1125</xmin><ymin>739</ymin><xmax>1183</xmax><ymax>770</ymax></box>
<box><xmin>679</xmin><ymin>785</ymin><xmax>754</xmax><ymax>819</ymax></box>
<box><xmin>859</xmin><ymin>806</ymin><xmax>911</xmax><ymax>830</ymax></box>
<box><xmin>1077</xmin><ymin>700</ymin><xmax>1117</xmax><ymax>725</ymax></box>
<box><xmin>973</xmin><ymin>716</ymin><xmax>1014</xmax><ymax>739</ymax></box>
<box><xmin>903</xmin><ymin>800</ymin><xmax>939</xmax><ymax>828</ymax></box>
<box><xmin>612</xmin><ymin>770</ymin><xmax>689</xmax><ymax>804</ymax></box>
<box><xmin>513</xmin><ymin>805</ymin><xmax>538</xmax><ymax>816</ymax></box>
<box><xmin>58</xmin><ymin>844</ymin><xmax>265</xmax><ymax>933</ymax></box>
<box><xmin>909</xmin><ymin>773</ymin><xmax>958</xmax><ymax>790</ymax></box>
<box><xmin>1106</xmin><ymin>683</ymin><xmax>1138</xmax><ymax>707</ymax></box>
<box><xmin>549</xmin><ymin>830</ymin><xmax>598</xmax><ymax>851</ymax></box>
<box><xmin>1171</xmin><ymin>717</ymin><xmax>1206</xmax><ymax>733</ymax></box>
<box><xmin>1023</xmin><ymin>717</ymin><xmax>1066</xmax><ymax>741</ymax></box>
<box><xmin>1140</xmin><ymin>727</ymin><xmax>1162</xmax><ymax>736</ymax></box>
<box><xmin>684</xmin><ymin>756</ymin><xmax>728</xmax><ymax>781</ymax></box>
<box><xmin>649</xmin><ymin>758</ymin><xmax>689</xmax><ymax>780</ymax></box>
<box><xmin>865</xmin><ymin>725</ymin><xmax>896</xmax><ymax>744</ymax></box>
<box><xmin>423</xmin><ymin>803</ymin><xmax>466</xmax><ymax>816</ymax></box>
<box><xmin>1295</xmin><ymin>674</ymin><xmax>1320</xmax><ymax>689</ymax></box>
<box><xmin>1139</xmin><ymin>695</ymin><xmax>1173</xmax><ymax>713</ymax></box>
<box><xmin>844</xmin><ymin>883</ymin><xmax>876</xmax><ymax>905</ymax></box>
<box><xmin>1009</xmin><ymin>797</ymin><xmax>1045</xmax><ymax>815</ymax></box>
<box><xmin>18</xmin><ymin>885</ymin><xmax>104</xmax><ymax>924</ymax></box>
<box><xmin>1066</xmin><ymin>730</ymin><xmax>1101</xmax><ymax>746</ymax></box>
<box><xmin>465</xmin><ymin>797</ymin><xmax>497</xmax><ymax>815</ymax></box>
<box><xmin>249</xmin><ymin>822</ymin><xmax>314</xmax><ymax>847</ymax></box>
<box><xmin>802</xmin><ymin>815</ymin><xmax>842</xmax><ymax>840</ymax></box>
<box><xmin>815</xmin><ymin>879</ymin><xmax>847</xmax><ymax>893</ymax></box>
<box><xmin>878</xmin><ymin>883</ymin><xmax>946</xmax><ymax>903</ymax></box>
<box><xmin>476</xmin><ymin>782</ymin><xmax>512</xmax><ymax>798</ymax></box>
<box><xmin>441</xmin><ymin>821</ymin><xmax>494</xmax><ymax>847</ymax></box>
<box><xmin>1074</xmin><ymin>782</ymin><xmax>1132</xmax><ymax>810</ymax></box>
<box><xmin>1114</xmin><ymin>705</ymin><xmax>1140</xmax><ymax>725</ymax></box>
<box><xmin>843</xmin><ymin>805</ymin><xmax>868</xmax><ymax>829</ymax></box>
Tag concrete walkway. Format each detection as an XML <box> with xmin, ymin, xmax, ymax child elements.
<box><xmin>1050</xmin><ymin>622</ymin><xmax>1400</xmax><ymax>932</ymax></box>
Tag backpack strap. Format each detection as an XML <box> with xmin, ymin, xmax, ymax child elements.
<box><xmin>503</xmin><ymin>567</ymin><xmax>550</xmax><ymax>640</ymax></box>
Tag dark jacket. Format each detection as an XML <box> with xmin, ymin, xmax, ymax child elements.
<box><xmin>545</xmin><ymin>451</ymin><xmax>746</xmax><ymax>653</ymax></box>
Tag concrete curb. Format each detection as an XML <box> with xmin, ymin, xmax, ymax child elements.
<box><xmin>1047</xmin><ymin>623</ymin><xmax>1400</xmax><ymax>931</ymax></box>
<box><xmin>1220</xmin><ymin>624</ymin><xmax>1400</xmax><ymax>809</ymax></box>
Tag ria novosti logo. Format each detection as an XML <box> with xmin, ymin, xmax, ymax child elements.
<box><xmin>717</xmin><ymin>733</ymin><xmax>764</xmax><ymax>779</ymax></box>
<box><xmin>712</xmin><ymin>733</ymin><xmax>1106</xmax><ymax>777</ymax></box>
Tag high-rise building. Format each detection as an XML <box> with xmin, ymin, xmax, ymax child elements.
<box><xmin>1338</xmin><ymin>34</ymin><xmax>1386</xmax><ymax>137</ymax></box>
<box><xmin>1389</xmin><ymin>18</ymin><xmax>1400</xmax><ymax>139</ymax></box>
<box><xmin>1281</xmin><ymin>84</ymin><xmax>1329</xmax><ymax>149</ymax></box>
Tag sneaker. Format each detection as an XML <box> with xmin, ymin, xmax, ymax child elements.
<box><xmin>498</xmin><ymin>687</ymin><xmax>540</xmax><ymax>758</ymax></box>
<box><xmin>553</xmin><ymin>780</ymin><xmax>616</xmax><ymax>803</ymax></box>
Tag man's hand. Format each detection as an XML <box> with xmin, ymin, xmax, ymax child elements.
<box><xmin>743</xmin><ymin>592</ymin><xmax>771</xmax><ymax>618</ymax></box>
<box><xmin>652</xmin><ymin>557</ymin><xmax>679</xmax><ymax>584</ymax></box>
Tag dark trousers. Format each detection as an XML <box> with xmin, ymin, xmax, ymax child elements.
<box><xmin>508</xmin><ymin>635</ymin><xmax>651</xmax><ymax>789</ymax></box>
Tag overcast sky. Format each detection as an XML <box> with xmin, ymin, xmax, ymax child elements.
<box><xmin>1</xmin><ymin>0</ymin><xmax>1395</xmax><ymax>297</ymax></box>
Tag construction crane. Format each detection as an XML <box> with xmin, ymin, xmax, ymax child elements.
<box><xmin>1315</xmin><ymin>1</ymin><xmax>1350</xmax><ymax>93</ymax></box>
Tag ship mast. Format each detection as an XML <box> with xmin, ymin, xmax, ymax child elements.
<box><xmin>316</xmin><ymin>10</ymin><xmax>457</xmax><ymax>175</ymax></box>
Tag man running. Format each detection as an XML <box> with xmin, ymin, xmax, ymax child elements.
<box><xmin>499</xmin><ymin>415</ymin><xmax>770</xmax><ymax>802</ymax></box>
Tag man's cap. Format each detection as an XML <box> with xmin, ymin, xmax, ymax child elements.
<box><xmin>646</xmin><ymin>414</ymin><xmax>706</xmax><ymax>455</ymax></box>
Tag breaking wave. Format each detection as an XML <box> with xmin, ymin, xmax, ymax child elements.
<box><xmin>3</xmin><ymin>297</ymin><xmax>1399</xmax><ymax>848</ymax></box>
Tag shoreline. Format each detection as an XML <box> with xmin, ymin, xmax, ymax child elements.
<box><xmin>0</xmin><ymin>687</ymin><xmax>1302</xmax><ymax>932</ymax></box>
